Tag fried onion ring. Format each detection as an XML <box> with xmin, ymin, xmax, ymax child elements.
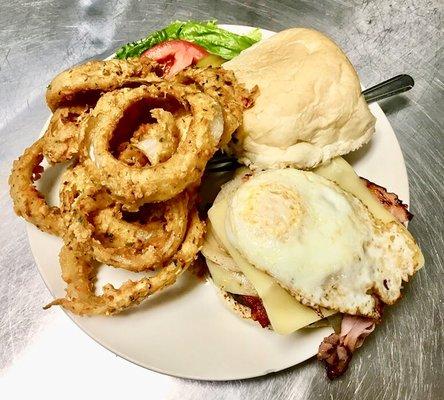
<box><xmin>131</xmin><ymin>108</ymin><xmax>179</xmax><ymax>165</ymax></box>
<box><xmin>114</xmin><ymin>108</ymin><xmax>180</xmax><ymax>168</ymax></box>
<box><xmin>9</xmin><ymin>138</ymin><xmax>64</xmax><ymax>235</ymax></box>
<box><xmin>9</xmin><ymin>58</ymin><xmax>249</xmax><ymax>317</ymax></box>
<box><xmin>60</xmin><ymin>165</ymin><xmax>190</xmax><ymax>271</ymax></box>
<box><xmin>174</xmin><ymin>66</ymin><xmax>252</xmax><ymax>146</ymax></box>
<box><xmin>82</xmin><ymin>83</ymin><xmax>224</xmax><ymax>207</ymax></box>
<box><xmin>116</xmin><ymin>143</ymin><xmax>149</xmax><ymax>167</ymax></box>
<box><xmin>46</xmin><ymin>58</ymin><xmax>163</xmax><ymax>111</ymax></box>
<box><xmin>44</xmin><ymin>209</ymin><xmax>205</xmax><ymax>315</ymax></box>
<box><xmin>44</xmin><ymin>59</ymin><xmax>164</xmax><ymax>163</ymax></box>
<box><xmin>42</xmin><ymin>105</ymin><xmax>89</xmax><ymax>163</ymax></box>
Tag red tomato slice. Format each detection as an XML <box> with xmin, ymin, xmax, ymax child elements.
<box><xmin>141</xmin><ymin>40</ymin><xmax>208</xmax><ymax>76</ymax></box>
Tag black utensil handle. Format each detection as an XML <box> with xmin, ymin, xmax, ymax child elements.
<box><xmin>362</xmin><ymin>74</ymin><xmax>414</xmax><ymax>103</ymax></box>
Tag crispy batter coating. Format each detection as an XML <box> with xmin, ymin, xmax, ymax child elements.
<box><xmin>9</xmin><ymin>138</ymin><xmax>64</xmax><ymax>235</ymax></box>
<box><xmin>44</xmin><ymin>59</ymin><xmax>164</xmax><ymax>163</ymax></box>
<box><xmin>175</xmin><ymin>67</ymin><xmax>252</xmax><ymax>146</ymax></box>
<box><xmin>82</xmin><ymin>83</ymin><xmax>224</xmax><ymax>208</ymax></box>
<box><xmin>44</xmin><ymin>209</ymin><xmax>205</xmax><ymax>315</ymax></box>
<box><xmin>131</xmin><ymin>108</ymin><xmax>179</xmax><ymax>165</ymax></box>
<box><xmin>116</xmin><ymin>143</ymin><xmax>149</xmax><ymax>167</ymax></box>
<box><xmin>46</xmin><ymin>58</ymin><xmax>162</xmax><ymax>111</ymax></box>
<box><xmin>60</xmin><ymin>165</ymin><xmax>191</xmax><ymax>271</ymax></box>
<box><xmin>10</xmin><ymin>58</ymin><xmax>248</xmax><ymax>316</ymax></box>
<box><xmin>42</xmin><ymin>105</ymin><xmax>89</xmax><ymax>163</ymax></box>
<box><xmin>116</xmin><ymin>109</ymin><xmax>180</xmax><ymax>167</ymax></box>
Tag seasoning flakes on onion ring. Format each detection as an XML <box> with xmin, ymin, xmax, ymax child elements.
<box><xmin>42</xmin><ymin>105</ymin><xmax>89</xmax><ymax>164</ymax></box>
<box><xmin>174</xmin><ymin>66</ymin><xmax>254</xmax><ymax>146</ymax></box>
<box><xmin>44</xmin><ymin>209</ymin><xmax>205</xmax><ymax>316</ymax></box>
<box><xmin>60</xmin><ymin>165</ymin><xmax>191</xmax><ymax>272</ymax></box>
<box><xmin>131</xmin><ymin>108</ymin><xmax>180</xmax><ymax>165</ymax></box>
<box><xmin>115</xmin><ymin>108</ymin><xmax>179</xmax><ymax>168</ymax></box>
<box><xmin>46</xmin><ymin>58</ymin><xmax>163</xmax><ymax>111</ymax></box>
<box><xmin>82</xmin><ymin>83</ymin><xmax>224</xmax><ymax>207</ymax></box>
<box><xmin>9</xmin><ymin>138</ymin><xmax>64</xmax><ymax>236</ymax></box>
<box><xmin>43</xmin><ymin>59</ymin><xmax>165</xmax><ymax>164</ymax></box>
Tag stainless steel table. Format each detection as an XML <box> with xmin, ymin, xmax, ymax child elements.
<box><xmin>1</xmin><ymin>1</ymin><xmax>442</xmax><ymax>399</ymax></box>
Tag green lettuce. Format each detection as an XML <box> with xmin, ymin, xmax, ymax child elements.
<box><xmin>115</xmin><ymin>20</ymin><xmax>261</xmax><ymax>60</ymax></box>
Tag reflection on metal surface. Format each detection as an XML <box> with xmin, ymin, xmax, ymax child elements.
<box><xmin>0</xmin><ymin>0</ymin><xmax>442</xmax><ymax>399</ymax></box>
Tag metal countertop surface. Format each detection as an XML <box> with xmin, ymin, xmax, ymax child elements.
<box><xmin>0</xmin><ymin>1</ymin><xmax>442</xmax><ymax>399</ymax></box>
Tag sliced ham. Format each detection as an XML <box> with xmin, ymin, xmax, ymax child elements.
<box><xmin>318</xmin><ymin>178</ymin><xmax>411</xmax><ymax>379</ymax></box>
<box><xmin>317</xmin><ymin>315</ymin><xmax>376</xmax><ymax>379</ymax></box>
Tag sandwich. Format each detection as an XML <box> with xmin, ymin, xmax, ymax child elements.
<box><xmin>202</xmin><ymin>157</ymin><xmax>423</xmax><ymax>378</ymax></box>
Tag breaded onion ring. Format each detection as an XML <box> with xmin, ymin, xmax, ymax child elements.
<box><xmin>44</xmin><ymin>209</ymin><xmax>205</xmax><ymax>315</ymax></box>
<box><xmin>9</xmin><ymin>138</ymin><xmax>64</xmax><ymax>235</ymax></box>
<box><xmin>46</xmin><ymin>58</ymin><xmax>163</xmax><ymax>111</ymax></box>
<box><xmin>60</xmin><ymin>165</ymin><xmax>190</xmax><ymax>271</ymax></box>
<box><xmin>131</xmin><ymin>108</ymin><xmax>179</xmax><ymax>165</ymax></box>
<box><xmin>174</xmin><ymin>67</ymin><xmax>253</xmax><ymax>146</ymax></box>
<box><xmin>116</xmin><ymin>143</ymin><xmax>149</xmax><ymax>167</ymax></box>
<box><xmin>82</xmin><ymin>83</ymin><xmax>224</xmax><ymax>207</ymax></box>
<box><xmin>114</xmin><ymin>108</ymin><xmax>180</xmax><ymax>168</ymax></box>
<box><xmin>42</xmin><ymin>105</ymin><xmax>89</xmax><ymax>163</ymax></box>
<box><xmin>44</xmin><ymin>59</ymin><xmax>163</xmax><ymax>163</ymax></box>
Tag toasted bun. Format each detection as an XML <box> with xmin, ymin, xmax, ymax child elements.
<box><xmin>224</xmin><ymin>28</ymin><xmax>376</xmax><ymax>169</ymax></box>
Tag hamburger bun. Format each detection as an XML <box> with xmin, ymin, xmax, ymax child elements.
<box><xmin>224</xmin><ymin>28</ymin><xmax>376</xmax><ymax>169</ymax></box>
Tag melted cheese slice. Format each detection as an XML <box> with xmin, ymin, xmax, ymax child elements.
<box><xmin>206</xmin><ymin>258</ymin><xmax>257</xmax><ymax>296</ymax></box>
<box><xmin>208</xmin><ymin>195</ymin><xmax>335</xmax><ymax>335</ymax></box>
<box><xmin>314</xmin><ymin>157</ymin><xmax>396</xmax><ymax>223</ymax></box>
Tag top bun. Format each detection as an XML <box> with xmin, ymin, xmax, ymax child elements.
<box><xmin>224</xmin><ymin>28</ymin><xmax>376</xmax><ymax>169</ymax></box>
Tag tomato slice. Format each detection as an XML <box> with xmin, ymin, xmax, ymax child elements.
<box><xmin>141</xmin><ymin>40</ymin><xmax>208</xmax><ymax>76</ymax></box>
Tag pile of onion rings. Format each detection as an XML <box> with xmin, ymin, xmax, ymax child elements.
<box><xmin>9</xmin><ymin>58</ymin><xmax>251</xmax><ymax>315</ymax></box>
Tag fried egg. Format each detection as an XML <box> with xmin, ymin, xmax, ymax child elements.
<box><xmin>224</xmin><ymin>169</ymin><xmax>423</xmax><ymax>318</ymax></box>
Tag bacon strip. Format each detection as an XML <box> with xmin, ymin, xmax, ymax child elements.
<box><xmin>318</xmin><ymin>178</ymin><xmax>412</xmax><ymax>379</ymax></box>
<box><xmin>232</xmin><ymin>294</ymin><xmax>270</xmax><ymax>328</ymax></box>
<box><xmin>360</xmin><ymin>177</ymin><xmax>412</xmax><ymax>224</ymax></box>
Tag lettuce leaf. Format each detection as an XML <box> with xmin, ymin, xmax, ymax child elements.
<box><xmin>115</xmin><ymin>20</ymin><xmax>261</xmax><ymax>60</ymax></box>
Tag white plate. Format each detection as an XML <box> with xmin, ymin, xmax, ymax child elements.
<box><xmin>27</xmin><ymin>25</ymin><xmax>409</xmax><ymax>381</ymax></box>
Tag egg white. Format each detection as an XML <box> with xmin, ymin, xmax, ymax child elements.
<box><xmin>225</xmin><ymin>169</ymin><xmax>423</xmax><ymax>318</ymax></box>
